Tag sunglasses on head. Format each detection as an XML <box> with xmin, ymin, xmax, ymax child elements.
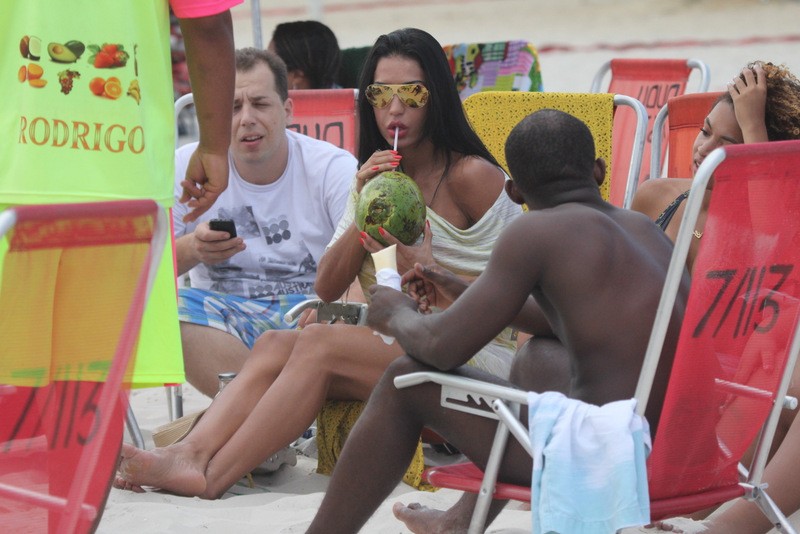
<box><xmin>364</xmin><ymin>83</ymin><xmax>430</xmax><ymax>109</ymax></box>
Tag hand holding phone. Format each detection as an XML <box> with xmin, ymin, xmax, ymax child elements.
<box><xmin>209</xmin><ymin>219</ymin><xmax>237</xmax><ymax>238</ymax></box>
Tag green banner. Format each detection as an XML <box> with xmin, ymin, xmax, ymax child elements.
<box><xmin>1</xmin><ymin>2</ymin><xmax>184</xmax><ymax>387</ymax></box>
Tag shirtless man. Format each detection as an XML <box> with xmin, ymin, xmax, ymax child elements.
<box><xmin>306</xmin><ymin>109</ymin><xmax>690</xmax><ymax>534</ymax></box>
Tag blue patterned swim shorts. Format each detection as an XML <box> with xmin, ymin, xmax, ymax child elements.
<box><xmin>177</xmin><ymin>288</ymin><xmax>311</xmax><ymax>348</ymax></box>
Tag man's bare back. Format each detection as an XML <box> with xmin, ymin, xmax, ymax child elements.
<box><xmin>516</xmin><ymin>202</ymin><xmax>686</xmax><ymax>426</ymax></box>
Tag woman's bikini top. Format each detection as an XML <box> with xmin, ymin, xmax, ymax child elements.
<box><xmin>654</xmin><ymin>190</ymin><xmax>690</xmax><ymax>231</ymax></box>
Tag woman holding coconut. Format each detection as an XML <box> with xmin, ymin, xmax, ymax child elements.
<box><xmin>114</xmin><ymin>27</ymin><xmax>521</xmax><ymax>499</ymax></box>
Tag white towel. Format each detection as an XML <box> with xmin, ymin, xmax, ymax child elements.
<box><xmin>528</xmin><ymin>391</ymin><xmax>651</xmax><ymax>534</ymax></box>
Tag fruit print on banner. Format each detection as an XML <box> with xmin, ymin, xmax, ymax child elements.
<box><xmin>17</xmin><ymin>35</ymin><xmax>141</xmax><ymax>104</ymax></box>
<box><xmin>88</xmin><ymin>43</ymin><xmax>129</xmax><ymax>68</ymax></box>
<box><xmin>49</xmin><ymin>40</ymin><xmax>86</xmax><ymax>63</ymax></box>
<box><xmin>57</xmin><ymin>69</ymin><xmax>80</xmax><ymax>94</ymax></box>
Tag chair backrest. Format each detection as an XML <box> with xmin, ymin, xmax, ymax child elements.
<box><xmin>634</xmin><ymin>141</ymin><xmax>800</xmax><ymax>515</ymax></box>
<box><xmin>0</xmin><ymin>200</ymin><xmax>166</xmax><ymax>533</ymax></box>
<box><xmin>337</xmin><ymin>41</ymin><xmax>543</xmax><ymax>101</ymax></box>
<box><xmin>463</xmin><ymin>91</ymin><xmax>647</xmax><ymax>207</ymax></box>
<box><xmin>649</xmin><ymin>91</ymin><xmax>725</xmax><ymax>179</ymax></box>
<box><xmin>591</xmin><ymin>58</ymin><xmax>711</xmax><ymax>206</ymax></box>
<box><xmin>175</xmin><ymin>89</ymin><xmax>359</xmax><ymax>156</ymax></box>
<box><xmin>443</xmin><ymin>40</ymin><xmax>543</xmax><ymax>100</ymax></box>
<box><xmin>285</xmin><ymin>89</ymin><xmax>359</xmax><ymax>156</ymax></box>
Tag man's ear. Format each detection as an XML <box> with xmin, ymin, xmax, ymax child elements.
<box><xmin>593</xmin><ymin>158</ymin><xmax>607</xmax><ymax>187</ymax></box>
<box><xmin>504</xmin><ymin>179</ymin><xmax>525</xmax><ymax>205</ymax></box>
<box><xmin>284</xmin><ymin>96</ymin><xmax>294</xmax><ymax>124</ymax></box>
<box><xmin>287</xmin><ymin>69</ymin><xmax>307</xmax><ymax>90</ymax></box>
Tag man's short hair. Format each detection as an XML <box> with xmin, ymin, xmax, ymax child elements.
<box><xmin>505</xmin><ymin>109</ymin><xmax>596</xmax><ymax>196</ymax></box>
<box><xmin>235</xmin><ymin>47</ymin><xmax>289</xmax><ymax>102</ymax></box>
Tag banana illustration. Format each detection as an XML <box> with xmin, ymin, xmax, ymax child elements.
<box><xmin>127</xmin><ymin>79</ymin><xmax>141</xmax><ymax>105</ymax></box>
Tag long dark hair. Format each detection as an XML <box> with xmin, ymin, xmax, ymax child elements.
<box><xmin>271</xmin><ymin>20</ymin><xmax>341</xmax><ymax>89</ymax></box>
<box><xmin>356</xmin><ymin>28</ymin><xmax>498</xmax><ymax>169</ymax></box>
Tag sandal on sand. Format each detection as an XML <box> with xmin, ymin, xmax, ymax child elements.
<box><xmin>251</xmin><ymin>446</ymin><xmax>298</xmax><ymax>475</ymax></box>
<box><xmin>152</xmin><ymin>409</ymin><xmax>205</xmax><ymax>448</ymax></box>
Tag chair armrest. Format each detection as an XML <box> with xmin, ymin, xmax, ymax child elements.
<box><xmin>394</xmin><ymin>371</ymin><xmax>528</xmax><ymax>419</ymax></box>
<box><xmin>283</xmin><ymin>299</ymin><xmax>368</xmax><ymax>325</ymax></box>
<box><xmin>714</xmin><ymin>378</ymin><xmax>798</xmax><ymax>410</ymax></box>
<box><xmin>394</xmin><ymin>372</ymin><xmax>535</xmax><ymax>459</ymax></box>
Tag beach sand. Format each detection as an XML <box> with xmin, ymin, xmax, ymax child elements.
<box><xmin>100</xmin><ymin>1</ymin><xmax>800</xmax><ymax>532</ymax></box>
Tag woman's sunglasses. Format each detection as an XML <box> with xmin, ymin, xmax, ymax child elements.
<box><xmin>364</xmin><ymin>83</ymin><xmax>430</xmax><ymax>109</ymax></box>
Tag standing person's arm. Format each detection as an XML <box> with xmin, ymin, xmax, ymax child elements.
<box><xmin>177</xmin><ymin>10</ymin><xmax>236</xmax><ymax>222</ymax></box>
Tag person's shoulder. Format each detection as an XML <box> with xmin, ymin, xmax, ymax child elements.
<box><xmin>287</xmin><ymin>129</ymin><xmax>353</xmax><ymax>156</ymax></box>
<box><xmin>493</xmin><ymin>207</ymin><xmax>588</xmax><ymax>258</ymax></box>
<box><xmin>509</xmin><ymin>203</ymin><xmax>587</xmax><ymax>235</ymax></box>
<box><xmin>454</xmin><ymin>155</ymin><xmax>503</xmax><ymax>177</ymax></box>
<box><xmin>286</xmin><ymin>131</ymin><xmax>356</xmax><ymax>192</ymax></box>
<box><xmin>447</xmin><ymin>156</ymin><xmax>508</xmax><ymax>215</ymax></box>
<box><xmin>630</xmin><ymin>177</ymin><xmax>692</xmax><ymax>221</ymax></box>
<box><xmin>447</xmin><ymin>155</ymin><xmax>505</xmax><ymax>192</ymax></box>
<box><xmin>535</xmin><ymin>203</ymin><xmax>645</xmax><ymax>237</ymax></box>
<box><xmin>287</xmin><ymin>130</ymin><xmax>357</xmax><ymax>169</ymax></box>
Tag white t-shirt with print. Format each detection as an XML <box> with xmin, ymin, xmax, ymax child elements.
<box><xmin>173</xmin><ymin>130</ymin><xmax>356</xmax><ymax>299</ymax></box>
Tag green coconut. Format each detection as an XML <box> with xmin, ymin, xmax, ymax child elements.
<box><xmin>356</xmin><ymin>171</ymin><xmax>426</xmax><ymax>246</ymax></box>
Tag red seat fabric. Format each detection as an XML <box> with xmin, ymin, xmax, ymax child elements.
<box><xmin>663</xmin><ymin>92</ymin><xmax>725</xmax><ymax>178</ymax></box>
<box><xmin>605</xmin><ymin>59</ymin><xmax>695</xmax><ymax>205</ymax></box>
<box><xmin>0</xmin><ymin>200</ymin><xmax>163</xmax><ymax>533</ymax></box>
<box><xmin>287</xmin><ymin>88</ymin><xmax>358</xmax><ymax>156</ymax></box>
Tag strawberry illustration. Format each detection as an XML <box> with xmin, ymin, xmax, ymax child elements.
<box><xmin>102</xmin><ymin>43</ymin><xmax>118</xmax><ymax>55</ymax></box>
<box><xmin>94</xmin><ymin>51</ymin><xmax>115</xmax><ymax>68</ymax></box>
<box><xmin>114</xmin><ymin>50</ymin><xmax>129</xmax><ymax>67</ymax></box>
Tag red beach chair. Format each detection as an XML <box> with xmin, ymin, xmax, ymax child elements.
<box><xmin>0</xmin><ymin>200</ymin><xmax>167</xmax><ymax>533</ymax></box>
<box><xmin>649</xmin><ymin>91</ymin><xmax>725</xmax><ymax>179</ymax></box>
<box><xmin>591</xmin><ymin>58</ymin><xmax>711</xmax><ymax>205</ymax></box>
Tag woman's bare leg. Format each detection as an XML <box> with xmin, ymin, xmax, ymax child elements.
<box><xmin>115</xmin><ymin>329</ymin><xmax>297</xmax><ymax>495</ymax></box>
<box><xmin>201</xmin><ymin>323</ymin><xmax>404</xmax><ymax>498</ymax></box>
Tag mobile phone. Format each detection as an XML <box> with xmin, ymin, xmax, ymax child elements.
<box><xmin>209</xmin><ymin>219</ymin><xmax>237</xmax><ymax>238</ymax></box>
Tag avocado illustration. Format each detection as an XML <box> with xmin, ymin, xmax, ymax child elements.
<box><xmin>64</xmin><ymin>40</ymin><xmax>85</xmax><ymax>58</ymax></box>
<box><xmin>48</xmin><ymin>42</ymin><xmax>78</xmax><ymax>63</ymax></box>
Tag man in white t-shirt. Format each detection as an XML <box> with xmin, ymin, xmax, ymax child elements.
<box><xmin>173</xmin><ymin>48</ymin><xmax>356</xmax><ymax>397</ymax></box>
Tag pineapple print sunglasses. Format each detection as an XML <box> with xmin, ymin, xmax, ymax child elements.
<box><xmin>364</xmin><ymin>83</ymin><xmax>430</xmax><ymax>109</ymax></box>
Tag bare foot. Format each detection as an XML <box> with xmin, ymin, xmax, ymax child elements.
<box><xmin>112</xmin><ymin>475</ymin><xmax>145</xmax><ymax>493</ymax></box>
<box><xmin>646</xmin><ymin>519</ymin><xmax>709</xmax><ymax>533</ymax></box>
<box><xmin>647</xmin><ymin>522</ymin><xmax>685</xmax><ymax>533</ymax></box>
<box><xmin>114</xmin><ymin>443</ymin><xmax>207</xmax><ymax>497</ymax></box>
<box><xmin>392</xmin><ymin>502</ymin><xmax>468</xmax><ymax>534</ymax></box>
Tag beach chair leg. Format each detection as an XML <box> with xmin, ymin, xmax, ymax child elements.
<box><xmin>126</xmin><ymin>403</ymin><xmax>146</xmax><ymax>449</ymax></box>
<box><xmin>166</xmin><ymin>383</ymin><xmax>184</xmax><ymax>421</ymax></box>
<box><xmin>751</xmin><ymin>485</ymin><xmax>798</xmax><ymax>534</ymax></box>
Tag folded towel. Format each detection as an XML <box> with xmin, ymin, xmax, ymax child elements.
<box><xmin>528</xmin><ymin>391</ymin><xmax>651</xmax><ymax>534</ymax></box>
